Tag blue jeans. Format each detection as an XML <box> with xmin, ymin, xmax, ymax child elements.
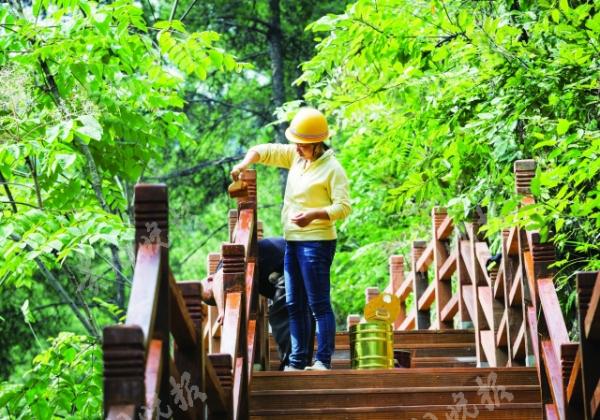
<box><xmin>284</xmin><ymin>240</ymin><xmax>336</xmax><ymax>369</ymax></box>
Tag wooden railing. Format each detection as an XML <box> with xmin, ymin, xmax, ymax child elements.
<box><xmin>359</xmin><ymin>159</ymin><xmax>600</xmax><ymax>420</ymax></box>
<box><xmin>103</xmin><ymin>169</ymin><xmax>268</xmax><ymax>420</ymax></box>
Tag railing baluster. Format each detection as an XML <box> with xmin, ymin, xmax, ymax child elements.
<box><xmin>412</xmin><ymin>241</ymin><xmax>430</xmax><ymax>329</ymax></box>
<box><xmin>389</xmin><ymin>255</ymin><xmax>405</xmax><ymax>329</ymax></box>
<box><xmin>207</xmin><ymin>253</ymin><xmax>222</xmax><ymax>354</ymax></box>
<box><xmin>432</xmin><ymin>207</ymin><xmax>452</xmax><ymax>329</ymax></box>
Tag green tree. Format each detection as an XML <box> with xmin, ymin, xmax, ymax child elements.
<box><xmin>296</xmin><ymin>0</ymin><xmax>600</xmax><ymax>321</ymax></box>
<box><xmin>0</xmin><ymin>0</ymin><xmax>239</xmax><ymax>392</ymax></box>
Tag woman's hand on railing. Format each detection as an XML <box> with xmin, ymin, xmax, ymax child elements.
<box><xmin>230</xmin><ymin>164</ymin><xmax>246</xmax><ymax>181</ymax></box>
<box><xmin>230</xmin><ymin>150</ymin><xmax>260</xmax><ymax>181</ymax></box>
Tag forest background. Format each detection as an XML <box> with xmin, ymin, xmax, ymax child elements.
<box><xmin>0</xmin><ymin>0</ymin><xmax>598</xmax><ymax>417</ymax></box>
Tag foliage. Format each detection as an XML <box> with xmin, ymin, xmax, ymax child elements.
<box><xmin>0</xmin><ymin>0</ymin><xmax>240</xmax><ymax>288</ymax></box>
<box><xmin>0</xmin><ymin>333</ymin><xmax>102</xmax><ymax>419</ymax></box>
<box><xmin>0</xmin><ymin>0</ymin><xmax>239</xmax><ymax>403</ymax></box>
<box><xmin>296</xmin><ymin>0</ymin><xmax>600</xmax><ymax>323</ymax></box>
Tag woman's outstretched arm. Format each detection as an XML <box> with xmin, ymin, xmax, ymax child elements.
<box><xmin>230</xmin><ymin>149</ymin><xmax>260</xmax><ymax>181</ymax></box>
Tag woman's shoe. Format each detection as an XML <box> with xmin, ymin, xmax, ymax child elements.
<box><xmin>283</xmin><ymin>365</ymin><xmax>304</xmax><ymax>371</ymax></box>
<box><xmin>304</xmin><ymin>361</ymin><xmax>330</xmax><ymax>371</ymax></box>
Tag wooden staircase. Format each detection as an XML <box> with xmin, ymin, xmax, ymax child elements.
<box><xmin>254</xmin><ymin>330</ymin><xmax>541</xmax><ymax>419</ymax></box>
<box><xmin>102</xmin><ymin>162</ymin><xmax>600</xmax><ymax>420</ymax></box>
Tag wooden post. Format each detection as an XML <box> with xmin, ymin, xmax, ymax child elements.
<box><xmin>457</xmin><ymin>231</ymin><xmax>473</xmax><ymax>330</ymax></box>
<box><xmin>221</xmin><ymin>243</ymin><xmax>247</xmax><ymax>418</ymax></box>
<box><xmin>222</xmin><ymin>244</ymin><xmax>246</xmax><ymax>293</ymax></box>
<box><xmin>207</xmin><ymin>253</ymin><xmax>221</xmax><ymax>354</ymax></box>
<box><xmin>432</xmin><ymin>207</ymin><xmax>453</xmax><ymax>329</ymax></box>
<box><xmin>389</xmin><ymin>255</ymin><xmax>406</xmax><ymax>329</ymax></box>
<box><xmin>488</xmin><ymin>264</ymin><xmax>509</xmax><ymax>367</ymax></box>
<box><xmin>103</xmin><ymin>326</ymin><xmax>145</xmax><ymax>418</ymax></box>
<box><xmin>347</xmin><ymin>314</ymin><xmax>361</xmax><ymax>330</ymax></box>
<box><xmin>175</xmin><ymin>281</ymin><xmax>205</xmax><ymax>420</ymax></box>
<box><xmin>465</xmin><ymin>218</ymin><xmax>489</xmax><ymax>367</ymax></box>
<box><xmin>514</xmin><ymin>159</ymin><xmax>536</xmax><ymax>196</ymax></box>
<box><xmin>134</xmin><ymin>184</ymin><xmax>170</xmax><ymax>412</ymax></box>
<box><xmin>530</xmin><ymin>231</ymin><xmax>556</xmax><ymax>310</ymax></box>
<box><xmin>228</xmin><ymin>209</ymin><xmax>238</xmax><ymax>243</ymax></box>
<box><xmin>239</xmin><ymin>169</ymin><xmax>258</xmax><ymax>261</ymax></box>
<box><xmin>207</xmin><ymin>353</ymin><xmax>233</xmax><ymax>408</ymax></box>
<box><xmin>576</xmin><ymin>272</ymin><xmax>600</xmax><ymax>420</ymax></box>
<box><xmin>412</xmin><ymin>241</ymin><xmax>430</xmax><ymax>329</ymax></box>
<box><xmin>514</xmin><ymin>160</ymin><xmax>536</xmax><ymax>367</ymax></box>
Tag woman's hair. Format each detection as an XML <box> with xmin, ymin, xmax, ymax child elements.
<box><xmin>322</xmin><ymin>142</ymin><xmax>330</xmax><ymax>151</ymax></box>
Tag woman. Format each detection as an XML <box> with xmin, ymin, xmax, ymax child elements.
<box><xmin>230</xmin><ymin>107</ymin><xmax>351</xmax><ymax>371</ymax></box>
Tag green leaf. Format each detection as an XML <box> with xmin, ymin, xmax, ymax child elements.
<box><xmin>153</xmin><ymin>21</ymin><xmax>171</xmax><ymax>30</ymax></box>
<box><xmin>32</xmin><ymin>0</ymin><xmax>42</xmax><ymax>16</ymax></box>
<box><xmin>534</xmin><ymin>139</ymin><xmax>557</xmax><ymax>149</ymax></box>
<box><xmin>586</xmin><ymin>12</ymin><xmax>600</xmax><ymax>33</ymax></box>
<box><xmin>170</xmin><ymin>20</ymin><xmax>186</xmax><ymax>33</ymax></box>
<box><xmin>76</xmin><ymin>115</ymin><xmax>103</xmax><ymax>141</ymax></box>
<box><xmin>556</xmin><ymin>119</ymin><xmax>571</xmax><ymax>135</ymax></box>
<box><xmin>21</xmin><ymin>299</ymin><xmax>35</xmax><ymax>323</ymax></box>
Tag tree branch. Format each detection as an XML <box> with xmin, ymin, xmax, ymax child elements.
<box><xmin>9</xmin><ymin>233</ymin><xmax>98</xmax><ymax>337</ymax></box>
<box><xmin>25</xmin><ymin>156</ymin><xmax>43</xmax><ymax>209</ymax></box>
<box><xmin>0</xmin><ymin>200</ymin><xmax>40</xmax><ymax>209</ymax></box>
<box><xmin>187</xmin><ymin>93</ymin><xmax>270</xmax><ymax>119</ymax></box>
<box><xmin>178</xmin><ymin>223</ymin><xmax>228</xmax><ymax>265</ymax></box>
<box><xmin>146</xmin><ymin>154</ymin><xmax>244</xmax><ymax>181</ymax></box>
<box><xmin>179</xmin><ymin>0</ymin><xmax>199</xmax><ymax>22</ymax></box>
<box><xmin>63</xmin><ymin>263</ymin><xmax>101</xmax><ymax>337</ymax></box>
<box><xmin>0</xmin><ymin>172</ymin><xmax>18</xmax><ymax>213</ymax></box>
<box><xmin>168</xmin><ymin>0</ymin><xmax>180</xmax><ymax>21</ymax></box>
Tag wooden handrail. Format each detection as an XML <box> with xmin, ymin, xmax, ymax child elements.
<box><xmin>359</xmin><ymin>159</ymin><xmax>600</xmax><ymax>419</ymax></box>
<box><xmin>201</xmin><ymin>169</ymin><xmax>266</xmax><ymax>420</ymax></box>
<box><xmin>103</xmin><ymin>184</ymin><xmax>208</xmax><ymax>419</ymax></box>
<box><xmin>125</xmin><ymin>244</ymin><xmax>162</xmax><ymax>348</ymax></box>
<box><xmin>103</xmin><ymin>171</ymin><xmax>267</xmax><ymax>419</ymax></box>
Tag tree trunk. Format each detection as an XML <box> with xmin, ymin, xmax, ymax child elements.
<box><xmin>76</xmin><ymin>138</ymin><xmax>127</xmax><ymax>310</ymax></box>
<box><xmin>268</xmin><ymin>0</ymin><xmax>288</xmax><ymax>195</ymax></box>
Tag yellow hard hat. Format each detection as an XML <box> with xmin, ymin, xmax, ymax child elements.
<box><xmin>285</xmin><ymin>107</ymin><xmax>329</xmax><ymax>144</ymax></box>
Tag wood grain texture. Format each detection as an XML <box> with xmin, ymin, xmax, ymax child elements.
<box><xmin>585</xmin><ymin>274</ymin><xmax>600</xmax><ymax>341</ymax></box>
<box><xmin>125</xmin><ymin>244</ymin><xmax>162</xmax><ymax>347</ymax></box>
<box><xmin>221</xmin><ymin>292</ymin><xmax>243</xmax><ymax>362</ymax></box>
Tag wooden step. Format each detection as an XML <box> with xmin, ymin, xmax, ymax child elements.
<box><xmin>270</xmin><ymin>344</ymin><xmax>475</xmax><ymax>359</ymax></box>
<box><xmin>250</xmin><ymin>403</ymin><xmax>542</xmax><ymax>419</ymax></box>
<box><xmin>252</xmin><ymin>367</ymin><xmax>539</xmax><ymax>391</ymax></box>
<box><xmin>268</xmin><ymin>356</ymin><xmax>477</xmax><ymax>370</ymax></box>
<box><xmin>251</xmin><ymin>384</ymin><xmax>539</xmax><ymax>410</ymax></box>
<box><xmin>269</xmin><ymin>349</ymin><xmax>476</xmax><ymax>371</ymax></box>
<box><xmin>269</xmin><ymin>329</ymin><xmax>475</xmax><ymax>349</ymax></box>
<box><xmin>251</xmin><ymin>367</ymin><xmax>541</xmax><ymax>419</ymax></box>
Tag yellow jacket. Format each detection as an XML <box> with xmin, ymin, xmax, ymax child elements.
<box><xmin>250</xmin><ymin>143</ymin><xmax>351</xmax><ymax>241</ymax></box>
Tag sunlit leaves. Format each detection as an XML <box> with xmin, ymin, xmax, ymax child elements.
<box><xmin>0</xmin><ymin>333</ymin><xmax>102</xmax><ymax>418</ymax></box>
<box><xmin>0</xmin><ymin>0</ymin><xmax>239</xmax><ymax>405</ymax></box>
<box><xmin>296</xmin><ymin>0</ymin><xmax>600</xmax><ymax>321</ymax></box>
<box><xmin>156</xmin><ymin>27</ymin><xmax>247</xmax><ymax>79</ymax></box>
<box><xmin>0</xmin><ymin>0</ymin><xmax>240</xmax><ymax>287</ymax></box>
